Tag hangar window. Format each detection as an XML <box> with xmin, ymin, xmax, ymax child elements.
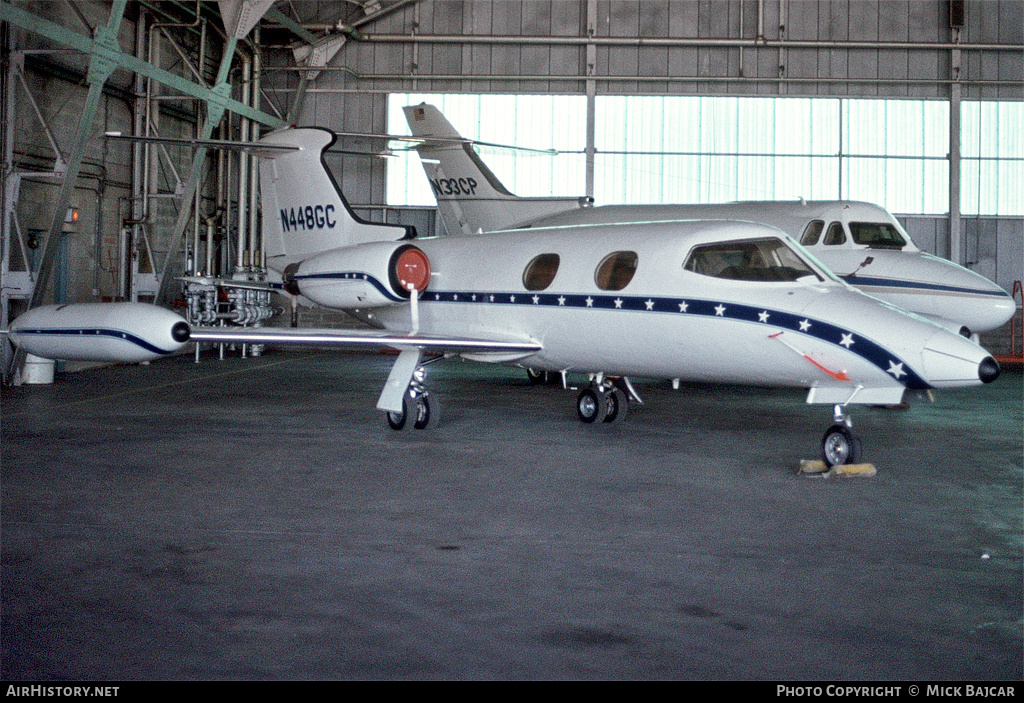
<box><xmin>595</xmin><ymin>251</ymin><xmax>638</xmax><ymax>291</ymax></box>
<box><xmin>523</xmin><ymin>253</ymin><xmax>560</xmax><ymax>291</ymax></box>
<box><xmin>823</xmin><ymin>221</ymin><xmax>846</xmax><ymax>245</ymax></box>
<box><xmin>800</xmin><ymin>220</ymin><xmax>825</xmax><ymax>246</ymax></box>
<box><xmin>849</xmin><ymin>222</ymin><xmax>907</xmax><ymax>249</ymax></box>
<box><xmin>684</xmin><ymin>239</ymin><xmax>818</xmax><ymax>282</ymax></box>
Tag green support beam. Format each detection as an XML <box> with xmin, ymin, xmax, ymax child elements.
<box><xmin>0</xmin><ymin>2</ymin><xmax>286</xmax><ymax>129</ymax></box>
<box><xmin>1</xmin><ymin>0</ymin><xmax>287</xmax><ymax>381</ymax></box>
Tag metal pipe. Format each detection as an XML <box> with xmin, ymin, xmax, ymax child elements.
<box><xmin>235</xmin><ymin>51</ymin><xmax>251</xmax><ymax>272</ymax></box>
<box><xmin>249</xmin><ymin>30</ymin><xmax>261</xmax><ymax>271</ymax></box>
<box><xmin>264</xmin><ymin>71</ymin><xmax>1021</xmax><ymax>88</ymax></box>
<box><xmin>357</xmin><ymin>32</ymin><xmax>1018</xmax><ymax>52</ymax></box>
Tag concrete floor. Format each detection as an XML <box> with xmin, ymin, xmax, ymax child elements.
<box><xmin>1</xmin><ymin>349</ymin><xmax>1021</xmax><ymax>680</ymax></box>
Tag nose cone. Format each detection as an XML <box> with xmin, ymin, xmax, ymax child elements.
<box><xmin>978</xmin><ymin>356</ymin><xmax>1001</xmax><ymax>384</ymax></box>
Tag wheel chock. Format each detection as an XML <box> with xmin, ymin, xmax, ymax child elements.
<box><xmin>798</xmin><ymin>460</ymin><xmax>876</xmax><ymax>477</ymax></box>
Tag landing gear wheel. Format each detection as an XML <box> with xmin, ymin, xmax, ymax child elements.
<box><xmin>603</xmin><ymin>387</ymin><xmax>629</xmax><ymax>423</ymax></box>
<box><xmin>413</xmin><ymin>393</ymin><xmax>440</xmax><ymax>430</ymax></box>
<box><xmin>822</xmin><ymin>424</ymin><xmax>862</xmax><ymax>466</ymax></box>
<box><xmin>577</xmin><ymin>387</ymin><xmax>608</xmax><ymax>423</ymax></box>
<box><xmin>386</xmin><ymin>393</ymin><xmax>413</xmax><ymax>430</ymax></box>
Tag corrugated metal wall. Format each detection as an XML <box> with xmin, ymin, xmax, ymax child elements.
<box><xmin>265</xmin><ymin>1</ymin><xmax>1021</xmax><ymax>293</ymax></box>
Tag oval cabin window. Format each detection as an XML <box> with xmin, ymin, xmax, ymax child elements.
<box><xmin>595</xmin><ymin>251</ymin><xmax>638</xmax><ymax>291</ymax></box>
<box><xmin>523</xmin><ymin>253</ymin><xmax>560</xmax><ymax>291</ymax></box>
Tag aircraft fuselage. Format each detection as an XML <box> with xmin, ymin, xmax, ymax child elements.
<box><xmin>348</xmin><ymin>219</ymin><xmax>995</xmax><ymax>406</ymax></box>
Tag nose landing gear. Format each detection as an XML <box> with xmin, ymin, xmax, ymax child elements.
<box><xmin>822</xmin><ymin>404</ymin><xmax>862</xmax><ymax>466</ymax></box>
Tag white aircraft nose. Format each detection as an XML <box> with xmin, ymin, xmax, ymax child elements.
<box><xmin>920</xmin><ymin>326</ymin><xmax>1001</xmax><ymax>388</ymax></box>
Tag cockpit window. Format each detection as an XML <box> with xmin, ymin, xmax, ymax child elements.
<box><xmin>683</xmin><ymin>238</ymin><xmax>819</xmax><ymax>282</ymax></box>
<box><xmin>595</xmin><ymin>251</ymin><xmax>638</xmax><ymax>291</ymax></box>
<box><xmin>523</xmin><ymin>253</ymin><xmax>560</xmax><ymax>290</ymax></box>
<box><xmin>800</xmin><ymin>220</ymin><xmax>825</xmax><ymax>246</ymax></box>
<box><xmin>823</xmin><ymin>221</ymin><xmax>846</xmax><ymax>245</ymax></box>
<box><xmin>849</xmin><ymin>222</ymin><xmax>907</xmax><ymax>249</ymax></box>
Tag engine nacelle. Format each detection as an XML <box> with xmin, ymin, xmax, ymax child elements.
<box><xmin>7</xmin><ymin>302</ymin><xmax>190</xmax><ymax>363</ymax></box>
<box><xmin>282</xmin><ymin>241</ymin><xmax>431</xmax><ymax>309</ymax></box>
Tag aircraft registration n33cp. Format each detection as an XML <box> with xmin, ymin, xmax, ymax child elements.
<box><xmin>4</xmin><ymin>125</ymin><xmax>1001</xmax><ymax>467</ymax></box>
<box><xmin>402</xmin><ymin>103</ymin><xmax>1015</xmax><ymax>340</ymax></box>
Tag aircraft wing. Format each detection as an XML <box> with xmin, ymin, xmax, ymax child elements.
<box><xmin>187</xmin><ymin>325</ymin><xmax>541</xmax><ymax>356</ymax></box>
<box><xmin>189</xmin><ymin>325</ymin><xmax>542</xmax><ymax>415</ymax></box>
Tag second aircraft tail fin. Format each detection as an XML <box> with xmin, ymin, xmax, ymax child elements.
<box><xmin>403</xmin><ymin>103</ymin><xmax>587</xmax><ymax>234</ymax></box>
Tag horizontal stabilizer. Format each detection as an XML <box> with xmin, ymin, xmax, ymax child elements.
<box><xmin>104</xmin><ymin>133</ymin><xmax>299</xmax><ymax>155</ymax></box>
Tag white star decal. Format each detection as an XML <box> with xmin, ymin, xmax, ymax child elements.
<box><xmin>887</xmin><ymin>361</ymin><xmax>907</xmax><ymax>379</ymax></box>
<box><xmin>471</xmin><ymin>294</ymin><xmax>477</xmax><ymax>301</ymax></box>
<box><xmin>679</xmin><ymin>301</ymin><xmax>689</xmax><ymax>312</ymax></box>
<box><xmin>715</xmin><ymin>304</ymin><xmax>726</xmax><ymax>316</ymax></box>
<box><xmin>840</xmin><ymin>333</ymin><xmax>854</xmax><ymax>348</ymax></box>
<box><xmin>558</xmin><ymin>296</ymin><xmax>566</xmax><ymax>306</ymax></box>
<box><xmin>614</xmin><ymin>298</ymin><xmax>623</xmax><ymax>308</ymax></box>
<box><xmin>509</xmin><ymin>295</ymin><xmax>516</xmax><ymax>303</ymax></box>
<box><xmin>453</xmin><ymin>294</ymin><xmax>458</xmax><ymax>301</ymax></box>
<box><xmin>758</xmin><ymin>311</ymin><xmax>770</xmax><ymax>323</ymax></box>
<box><xmin>585</xmin><ymin>297</ymin><xmax>594</xmax><ymax>307</ymax></box>
<box><xmin>532</xmin><ymin>295</ymin><xmax>540</xmax><ymax>304</ymax></box>
<box><xmin>645</xmin><ymin>299</ymin><xmax>655</xmax><ymax>310</ymax></box>
<box><xmin>489</xmin><ymin>294</ymin><xmax>495</xmax><ymax>302</ymax></box>
<box><xmin>799</xmin><ymin>319</ymin><xmax>811</xmax><ymax>332</ymax></box>
<box><xmin>434</xmin><ymin>293</ymin><xmax>441</xmax><ymax>300</ymax></box>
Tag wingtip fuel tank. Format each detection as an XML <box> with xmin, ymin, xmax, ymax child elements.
<box><xmin>7</xmin><ymin>303</ymin><xmax>190</xmax><ymax>363</ymax></box>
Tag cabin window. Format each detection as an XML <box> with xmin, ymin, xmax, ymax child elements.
<box><xmin>849</xmin><ymin>222</ymin><xmax>907</xmax><ymax>249</ymax></box>
<box><xmin>523</xmin><ymin>253</ymin><xmax>561</xmax><ymax>291</ymax></box>
<box><xmin>800</xmin><ymin>220</ymin><xmax>825</xmax><ymax>246</ymax></box>
<box><xmin>823</xmin><ymin>221</ymin><xmax>846</xmax><ymax>245</ymax></box>
<box><xmin>683</xmin><ymin>238</ymin><xmax>818</xmax><ymax>282</ymax></box>
<box><xmin>595</xmin><ymin>251</ymin><xmax>638</xmax><ymax>291</ymax></box>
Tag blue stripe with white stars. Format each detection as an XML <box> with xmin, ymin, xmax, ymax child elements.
<box><xmin>423</xmin><ymin>288</ymin><xmax>931</xmax><ymax>390</ymax></box>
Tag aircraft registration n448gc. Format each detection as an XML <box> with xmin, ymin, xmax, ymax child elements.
<box><xmin>3</xmin><ymin>126</ymin><xmax>1001</xmax><ymax>467</ymax></box>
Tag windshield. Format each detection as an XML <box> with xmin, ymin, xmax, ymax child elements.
<box><xmin>683</xmin><ymin>237</ymin><xmax>822</xmax><ymax>282</ymax></box>
<box><xmin>849</xmin><ymin>222</ymin><xmax>907</xmax><ymax>249</ymax></box>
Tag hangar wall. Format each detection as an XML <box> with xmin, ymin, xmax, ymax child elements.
<box><xmin>271</xmin><ymin>0</ymin><xmax>1022</xmax><ymax>295</ymax></box>
<box><xmin>2</xmin><ymin>1</ymin><xmax>1022</xmax><ymax>331</ymax></box>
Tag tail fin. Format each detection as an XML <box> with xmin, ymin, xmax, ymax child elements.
<box><xmin>259</xmin><ymin>127</ymin><xmax>413</xmax><ymax>271</ymax></box>
<box><xmin>403</xmin><ymin>103</ymin><xmax>586</xmax><ymax>234</ymax></box>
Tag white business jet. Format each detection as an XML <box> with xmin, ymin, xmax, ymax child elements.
<box><xmin>5</xmin><ymin>126</ymin><xmax>1001</xmax><ymax>467</ymax></box>
<box><xmin>401</xmin><ymin>103</ymin><xmax>1015</xmax><ymax>338</ymax></box>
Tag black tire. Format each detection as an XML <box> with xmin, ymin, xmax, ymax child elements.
<box><xmin>386</xmin><ymin>393</ymin><xmax>413</xmax><ymax>430</ymax></box>
<box><xmin>822</xmin><ymin>424</ymin><xmax>863</xmax><ymax>466</ymax></box>
<box><xmin>603</xmin><ymin>387</ymin><xmax>629</xmax><ymax>423</ymax></box>
<box><xmin>413</xmin><ymin>393</ymin><xmax>440</xmax><ymax>430</ymax></box>
<box><xmin>577</xmin><ymin>387</ymin><xmax>607</xmax><ymax>423</ymax></box>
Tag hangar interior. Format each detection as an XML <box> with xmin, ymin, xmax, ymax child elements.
<box><xmin>1</xmin><ymin>0</ymin><xmax>1022</xmax><ymax>681</ymax></box>
<box><xmin>1</xmin><ymin>0</ymin><xmax>1022</xmax><ymax>375</ymax></box>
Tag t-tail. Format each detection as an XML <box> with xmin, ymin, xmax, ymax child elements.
<box><xmin>259</xmin><ymin>126</ymin><xmax>414</xmax><ymax>273</ymax></box>
<box><xmin>402</xmin><ymin>103</ymin><xmax>588</xmax><ymax>234</ymax></box>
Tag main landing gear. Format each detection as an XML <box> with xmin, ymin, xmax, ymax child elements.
<box><xmin>576</xmin><ymin>376</ymin><xmax>630</xmax><ymax>424</ymax></box>
<box><xmin>384</xmin><ymin>361</ymin><xmax>441</xmax><ymax>431</ymax></box>
<box><xmin>821</xmin><ymin>404</ymin><xmax>862</xmax><ymax>466</ymax></box>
